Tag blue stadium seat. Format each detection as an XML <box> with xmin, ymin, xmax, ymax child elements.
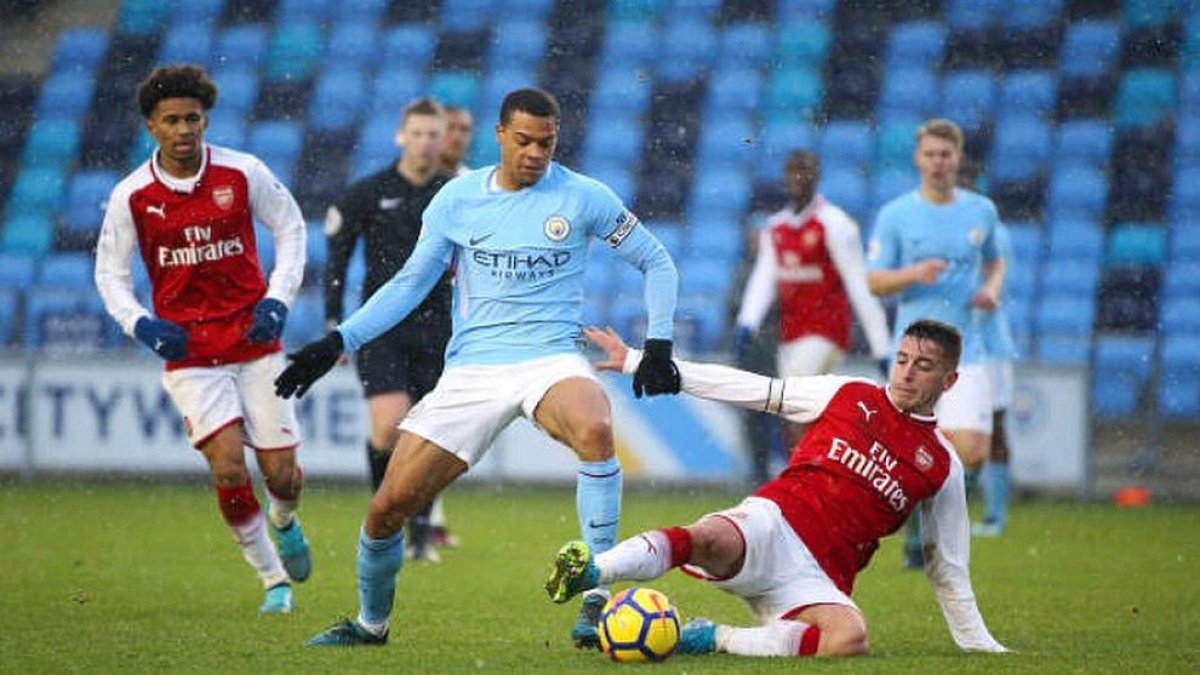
<box><xmin>676</xmin><ymin>297</ymin><xmax>725</xmax><ymax>353</ymax></box>
<box><xmin>591</xmin><ymin>67</ymin><xmax>652</xmax><ymax>115</ymax></box>
<box><xmin>116</xmin><ymin>0</ymin><xmax>172</xmax><ymax>36</ymax></box>
<box><xmin>305</xmin><ymin>222</ymin><xmax>327</xmax><ymax>272</ymax></box>
<box><xmin>885</xmin><ymin>21</ymin><xmax>946</xmax><ymax>68</ymax></box>
<box><xmin>878</xmin><ymin>67</ymin><xmax>938</xmax><ymax>118</ymax></box>
<box><xmin>659</xmin><ymin>18</ymin><xmax>717</xmax><ymax>82</ymax></box>
<box><xmin>325</xmin><ymin>21</ymin><xmax>379</xmax><ymax>71</ymax></box>
<box><xmin>1124</xmin><ymin>0</ymin><xmax>1180</xmax><ymax>30</ymax></box>
<box><xmin>209</xmin><ymin>67</ymin><xmax>259</xmax><ymax>115</ymax></box>
<box><xmin>440</xmin><ymin>0</ymin><xmax>496</xmax><ymax>33</ymax></box>
<box><xmin>946</xmin><ymin>0</ymin><xmax>999</xmax><ymax>31</ymax></box>
<box><xmin>720</xmin><ymin>23</ymin><xmax>771</xmax><ymax>68</ymax></box>
<box><xmin>0</xmin><ymin>212</ymin><xmax>53</xmax><ymax>256</ymax></box>
<box><xmin>213</xmin><ymin>25</ymin><xmax>268</xmax><ymax>68</ymax></box>
<box><xmin>1046</xmin><ymin>220</ymin><xmax>1104</xmax><ymax>261</ymax></box>
<box><xmin>50</xmin><ymin>28</ymin><xmax>109</xmax><ymax>74</ymax></box>
<box><xmin>489</xmin><ymin>19</ymin><xmax>547</xmax><ymax>65</ymax></box>
<box><xmin>1159</xmin><ymin>336</ymin><xmax>1200</xmax><ymax>417</ymax></box>
<box><xmin>819</xmin><ymin>167</ymin><xmax>869</xmax><ymax>220</ymax></box>
<box><xmin>1004</xmin><ymin>0</ymin><xmax>1061</xmax><ymax>29</ymax></box>
<box><xmin>1006</xmin><ymin>256</ymin><xmax>1038</xmax><ymax>301</ymax></box>
<box><xmin>1055</xmin><ymin>120</ymin><xmax>1112</xmax><ymax>167</ymax></box>
<box><xmin>1172</xmin><ymin>165</ymin><xmax>1200</xmax><ymax>220</ymax></box>
<box><xmin>1115</xmin><ymin>68</ymin><xmax>1177</xmax><ymax>130</ymax></box>
<box><xmin>247</xmin><ymin>121</ymin><xmax>304</xmax><ymax>170</ymax></box>
<box><xmin>1159</xmin><ymin>296</ymin><xmax>1200</xmax><ymax>335</ymax></box>
<box><xmin>677</xmin><ymin>255</ymin><xmax>735</xmax><ymax>299</ymax></box>
<box><xmin>7</xmin><ymin>167</ymin><xmax>67</xmax><ymax>214</ymax></box>
<box><xmin>706</xmin><ymin>67</ymin><xmax>763</xmax><ymax>114</ymax></box>
<box><xmin>276</xmin><ymin>0</ymin><xmax>337</xmax><ymax>23</ymax></box>
<box><xmin>171</xmin><ymin>0</ymin><xmax>226</xmax><ymax>24</ymax></box>
<box><xmin>478</xmin><ymin>67</ymin><xmax>538</xmax><ymax>121</ymax></box>
<box><xmin>608</xmin><ymin>0</ymin><xmax>667</xmax><ymax>23</ymax></box>
<box><xmin>1162</xmin><ymin>259</ymin><xmax>1200</xmax><ymax>300</ymax></box>
<box><xmin>990</xmin><ymin>115</ymin><xmax>1052</xmax><ymax>182</ymax></box>
<box><xmin>1177</xmin><ymin>112</ymin><xmax>1200</xmax><ymax>162</ymax></box>
<box><xmin>777</xmin><ymin>0</ymin><xmax>835</xmax><ymax>21</ymax></box>
<box><xmin>204</xmin><ymin>110</ymin><xmax>247</xmax><ymax>148</ymax></box>
<box><xmin>1041</xmin><ymin>259</ymin><xmax>1101</xmax><ymax>296</ymax></box>
<box><xmin>381</xmin><ymin>24</ymin><xmax>437</xmax><ymax>71</ymax></box>
<box><xmin>495</xmin><ymin>0</ymin><xmax>553</xmax><ymax>17</ymax></box>
<box><xmin>689</xmin><ymin>166</ymin><xmax>751</xmax><ymax>214</ymax></box>
<box><xmin>999</xmin><ymin>69</ymin><xmax>1057</xmax><ymax>118</ymax></box>
<box><xmin>764</xmin><ymin>66</ymin><xmax>823</xmax><ymax>118</ymax></box>
<box><xmin>34</xmin><ymin>71</ymin><xmax>95</xmax><ymax>122</ymax></box>
<box><xmin>871</xmin><ymin>168</ymin><xmax>917</xmax><ymax>208</ymax></box>
<box><xmin>1171</xmin><ymin>224</ymin><xmax>1200</xmax><ymax>260</ymax></box>
<box><xmin>696</xmin><ymin>114</ymin><xmax>756</xmax><ymax>167</ymax></box>
<box><xmin>308</xmin><ymin>69</ymin><xmax>368</xmax><ymax>133</ymax></box>
<box><xmin>20</xmin><ymin>119</ymin><xmax>80</xmax><ymax>170</ymax></box>
<box><xmin>370</xmin><ymin>68</ymin><xmax>425</xmax><ymax>117</ymax></box>
<box><xmin>1091</xmin><ymin>334</ymin><xmax>1155</xmax><ymax>418</ymax></box>
<box><xmin>1047</xmin><ymin>164</ymin><xmax>1108</xmax><ymax>218</ymax></box>
<box><xmin>939</xmin><ymin>69</ymin><xmax>996</xmax><ymax>131</ymax></box>
<box><xmin>428</xmin><ymin>71</ymin><xmax>481</xmax><ymax>109</ymax></box>
<box><xmin>61</xmin><ymin>169</ymin><xmax>120</xmax><ymax>236</ymax></box>
<box><xmin>874</xmin><ymin>118</ymin><xmax>919</xmax><ymax>170</ymax></box>
<box><xmin>1106</xmin><ymin>224</ymin><xmax>1167</xmax><ymax>267</ymax></box>
<box><xmin>158</xmin><ymin>24</ymin><xmax>215</xmax><ymax>69</ymax></box>
<box><xmin>264</xmin><ymin>21</ymin><xmax>324</xmax><ymax>82</ymax></box>
<box><xmin>1060</xmin><ymin>21</ymin><xmax>1121</xmax><ymax>80</ymax></box>
<box><xmin>775</xmin><ymin>21</ymin><xmax>832</xmax><ymax>67</ymax></box>
<box><xmin>583</xmin><ymin>115</ymin><xmax>644</xmax><ymax>166</ymax></box>
<box><xmin>38</xmin><ymin>253</ymin><xmax>93</xmax><ymax>288</ymax></box>
<box><xmin>1035</xmin><ymin>335</ymin><xmax>1091</xmax><ymax>365</ymax></box>
<box><xmin>0</xmin><ymin>288</ymin><xmax>17</xmax><ymax>346</ymax></box>
<box><xmin>818</xmin><ymin>120</ymin><xmax>873</xmax><ymax>169</ymax></box>
<box><xmin>0</xmin><ymin>253</ymin><xmax>37</xmax><ymax>288</ymax></box>
<box><xmin>282</xmin><ymin>288</ymin><xmax>324</xmax><ymax>347</ymax></box>
<box><xmin>1037</xmin><ymin>295</ymin><xmax>1097</xmax><ymax>340</ymax></box>
<box><xmin>23</xmin><ymin>287</ymin><xmax>115</xmax><ymax>352</ymax></box>
<box><xmin>601</xmin><ymin>22</ymin><xmax>659</xmax><ymax>67</ymax></box>
<box><xmin>687</xmin><ymin>220</ymin><xmax>743</xmax><ymax>263</ymax></box>
<box><xmin>332</xmin><ymin>0</ymin><xmax>387</xmax><ymax>23</ymax></box>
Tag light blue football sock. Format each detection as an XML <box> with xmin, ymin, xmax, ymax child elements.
<box><xmin>982</xmin><ymin>461</ymin><xmax>1010</xmax><ymax>528</ymax></box>
<box><xmin>356</xmin><ymin>526</ymin><xmax>405</xmax><ymax>629</ymax></box>
<box><xmin>577</xmin><ymin>457</ymin><xmax>622</xmax><ymax>568</ymax></box>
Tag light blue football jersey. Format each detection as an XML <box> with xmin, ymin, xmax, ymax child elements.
<box><xmin>981</xmin><ymin>221</ymin><xmax>1017</xmax><ymax>361</ymax></box>
<box><xmin>868</xmin><ymin>188</ymin><xmax>1000</xmax><ymax>364</ymax></box>
<box><xmin>339</xmin><ymin>162</ymin><xmax>678</xmax><ymax>366</ymax></box>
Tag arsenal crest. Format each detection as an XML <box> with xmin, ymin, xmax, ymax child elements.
<box><xmin>213</xmin><ymin>185</ymin><xmax>235</xmax><ymax>210</ymax></box>
<box><xmin>914</xmin><ymin>446</ymin><xmax>934</xmax><ymax>471</ymax></box>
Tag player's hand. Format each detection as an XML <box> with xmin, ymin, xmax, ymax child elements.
<box><xmin>134</xmin><ymin>316</ymin><xmax>189</xmax><ymax>361</ymax></box>
<box><xmin>247</xmin><ymin>298</ymin><xmax>288</xmax><ymax>343</ymax></box>
<box><xmin>913</xmin><ymin>259</ymin><xmax>948</xmax><ymax>284</ymax></box>
<box><xmin>274</xmin><ymin>331</ymin><xmax>344</xmax><ymax>399</ymax></box>
<box><xmin>971</xmin><ymin>286</ymin><xmax>999</xmax><ymax>310</ymax></box>
<box><xmin>583</xmin><ymin>326</ymin><xmax>629</xmax><ymax>371</ymax></box>
<box><xmin>733</xmin><ymin>325</ymin><xmax>753</xmax><ymax>364</ymax></box>
<box><xmin>632</xmin><ymin>339</ymin><xmax>681</xmax><ymax>398</ymax></box>
<box><xmin>325</xmin><ymin>318</ymin><xmax>351</xmax><ymax>365</ymax></box>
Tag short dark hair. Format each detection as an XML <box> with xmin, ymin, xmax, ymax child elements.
<box><xmin>499</xmin><ymin>88</ymin><xmax>559</xmax><ymax>125</ymax></box>
<box><xmin>137</xmin><ymin>64</ymin><xmax>218</xmax><ymax>118</ymax></box>
<box><xmin>902</xmin><ymin>319</ymin><xmax>962</xmax><ymax>368</ymax></box>
<box><xmin>402</xmin><ymin>97</ymin><xmax>445</xmax><ymax>123</ymax></box>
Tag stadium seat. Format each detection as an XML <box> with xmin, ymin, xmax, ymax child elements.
<box><xmin>7</xmin><ymin>167</ymin><xmax>66</xmax><ymax>214</ymax></box>
<box><xmin>818</xmin><ymin>120</ymin><xmax>874</xmax><ymax>170</ymax></box>
<box><xmin>591</xmin><ymin>68</ymin><xmax>652</xmax><ymax>115</ymax></box>
<box><xmin>1035</xmin><ymin>334</ymin><xmax>1091</xmax><ymax>365</ymax></box>
<box><xmin>171</xmin><ymin>0</ymin><xmax>226</xmax><ymax>24</ymax></box>
<box><xmin>50</xmin><ymin>28</ymin><xmax>109</xmax><ymax>74</ymax></box>
<box><xmin>116</xmin><ymin>0</ymin><xmax>172</xmax><ymax>36</ymax></box>
<box><xmin>1060</xmin><ymin>20</ymin><xmax>1121</xmax><ymax>80</ymax></box>
<box><xmin>885</xmin><ymin>21</ymin><xmax>946</xmax><ymax>69</ymax></box>
<box><xmin>1004</xmin><ymin>0</ymin><xmax>1061</xmax><ymax>30</ymax></box>
<box><xmin>248</xmin><ymin>121</ymin><xmax>305</xmax><ymax>167</ymax></box>
<box><xmin>989</xmin><ymin>115</ymin><xmax>1052</xmax><ymax>182</ymax></box>
<box><xmin>687</xmin><ymin>220</ymin><xmax>743</xmax><ymax>263</ymax></box>
<box><xmin>213</xmin><ymin>25</ymin><xmax>268</xmax><ymax>68</ymax></box>
<box><xmin>1047</xmin><ymin>165</ymin><xmax>1108</xmax><ymax>219</ymax></box>
<box><xmin>37</xmin><ymin>252</ymin><xmax>93</xmax><ymax>288</ymax></box>
<box><xmin>60</xmin><ymin>169</ymin><xmax>120</xmax><ymax>238</ymax></box>
<box><xmin>775</xmin><ymin>21</ymin><xmax>832</xmax><ymax>68</ymax></box>
<box><xmin>439</xmin><ymin>0</ymin><xmax>496</xmax><ymax>33</ymax></box>
<box><xmin>1159</xmin><ymin>336</ymin><xmax>1200</xmax><ymax>417</ymax></box>
<box><xmin>600</xmin><ymin>21</ymin><xmax>659</xmax><ymax>68</ymax></box>
<box><xmin>308</xmin><ymin>69</ymin><xmax>368</xmax><ymax>133</ymax></box>
<box><xmin>0</xmin><ymin>287</ymin><xmax>17</xmax><ymax>346</ymax></box>
<box><xmin>677</xmin><ymin>256</ymin><xmax>735</xmax><ymax>299</ymax></box>
<box><xmin>696</xmin><ymin>114</ymin><xmax>756</xmax><ymax>167</ymax></box>
<box><xmin>0</xmin><ymin>212</ymin><xmax>53</xmax><ymax>256</ymax></box>
<box><xmin>998</xmin><ymin>69</ymin><xmax>1057</xmax><ymax>118</ymax></box>
<box><xmin>646</xmin><ymin>223</ymin><xmax>684</xmax><ymax>260</ymax></box>
<box><xmin>1008</xmin><ymin>223</ymin><xmax>1042</xmax><ymax>262</ymax></box>
<box><xmin>1046</xmin><ymin>220</ymin><xmax>1105</xmax><ymax>261</ymax></box>
<box><xmin>1041</xmin><ymin>258</ymin><xmax>1101</xmax><ymax>296</ymax></box>
<box><xmin>1107</xmin><ymin>224</ymin><xmax>1168</xmax><ymax>267</ymax></box>
<box><xmin>20</xmin><ymin>119</ymin><xmax>80</xmax><ymax>171</ymax></box>
<box><xmin>428</xmin><ymin>70</ymin><xmax>480</xmax><ymax>109</ymax></box>
<box><xmin>34</xmin><ymin>71</ymin><xmax>94</xmax><ymax>122</ymax></box>
<box><xmin>1114</xmin><ymin>68</ymin><xmax>1177</xmax><ymax>130</ymax></box>
<box><xmin>608</xmin><ymin>0</ymin><xmax>667</xmax><ymax>23</ymax></box>
<box><xmin>1091</xmin><ymin>334</ymin><xmax>1155</xmax><ymax>418</ymax></box>
<box><xmin>764</xmin><ymin>66</ymin><xmax>823</xmax><ymax>118</ymax></box>
<box><xmin>157</xmin><ymin>24</ymin><xmax>215</xmax><ymax>69</ymax></box>
<box><xmin>819</xmin><ymin>167</ymin><xmax>869</xmax><ymax>219</ymax></box>
<box><xmin>659</xmin><ymin>18</ymin><xmax>717</xmax><ymax>83</ymax></box>
<box><xmin>205</xmin><ymin>111</ymin><xmax>247</xmax><ymax>148</ymax></box>
<box><xmin>871</xmin><ymin>168</ymin><xmax>917</xmax><ymax>208</ymax></box>
<box><xmin>276</xmin><ymin>0</ymin><xmax>337</xmax><ymax>23</ymax></box>
<box><xmin>325</xmin><ymin>21</ymin><xmax>379</xmax><ymax>71</ymax></box>
<box><xmin>264</xmin><ymin>21</ymin><xmax>324</xmax><ymax>82</ymax></box>
<box><xmin>583</xmin><ymin>115</ymin><xmax>644</xmax><ymax>166</ymax></box>
<box><xmin>1160</xmin><ymin>296</ymin><xmax>1200</xmax><ymax>335</ymax></box>
<box><xmin>0</xmin><ymin>252</ymin><xmax>37</xmax><ymax>288</ymax></box>
<box><xmin>1037</xmin><ymin>294</ymin><xmax>1096</xmax><ymax>337</ymax></box>
<box><xmin>381</xmin><ymin>24</ymin><xmax>437</xmax><ymax>72</ymax></box>
<box><xmin>874</xmin><ymin>118</ymin><xmax>919</xmax><ymax>170</ymax></box>
<box><xmin>945</xmin><ymin>0</ymin><xmax>999</xmax><ymax>31</ymax></box>
<box><xmin>689</xmin><ymin>166</ymin><xmax>751</xmax><ymax>215</ymax></box>
<box><xmin>720</xmin><ymin>23</ymin><xmax>771</xmax><ymax>68</ymax></box>
<box><xmin>939</xmin><ymin>69</ymin><xmax>996</xmax><ymax>131</ymax></box>
<box><xmin>878</xmin><ymin>67</ymin><xmax>938</xmax><ymax>118</ymax></box>
<box><xmin>777</xmin><ymin>0</ymin><xmax>835</xmax><ymax>21</ymax></box>
<box><xmin>489</xmin><ymin>19</ymin><xmax>547</xmax><ymax>65</ymax></box>
<box><xmin>706</xmin><ymin>67</ymin><xmax>763</xmax><ymax>115</ymax></box>
<box><xmin>1124</xmin><ymin>0</ymin><xmax>1180</xmax><ymax>30</ymax></box>
<box><xmin>282</xmin><ymin>287</ymin><xmax>324</xmax><ymax>347</ymax></box>
<box><xmin>23</xmin><ymin>287</ymin><xmax>114</xmax><ymax>352</ymax></box>
<box><xmin>1055</xmin><ymin>120</ymin><xmax>1112</xmax><ymax>167</ymax></box>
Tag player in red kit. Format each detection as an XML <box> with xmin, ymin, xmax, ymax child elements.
<box><xmin>546</xmin><ymin>321</ymin><xmax>1007</xmax><ymax>658</ymax></box>
<box><xmin>735</xmin><ymin>151</ymin><xmax>890</xmax><ymax>444</ymax></box>
<box><xmin>94</xmin><ymin>65</ymin><xmax>311</xmax><ymax>613</ymax></box>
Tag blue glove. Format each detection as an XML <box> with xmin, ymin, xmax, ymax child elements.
<box><xmin>134</xmin><ymin>317</ymin><xmax>188</xmax><ymax>361</ymax></box>
<box><xmin>733</xmin><ymin>326</ymin><xmax>753</xmax><ymax>364</ymax></box>
<box><xmin>247</xmin><ymin>298</ymin><xmax>288</xmax><ymax>343</ymax></box>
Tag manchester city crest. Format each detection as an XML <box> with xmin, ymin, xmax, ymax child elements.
<box><xmin>544</xmin><ymin>215</ymin><xmax>570</xmax><ymax>241</ymax></box>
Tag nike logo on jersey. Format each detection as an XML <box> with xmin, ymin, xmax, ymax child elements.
<box><xmin>469</xmin><ymin>232</ymin><xmax>495</xmax><ymax>246</ymax></box>
<box><xmin>378</xmin><ymin>197</ymin><xmax>403</xmax><ymax>210</ymax></box>
<box><xmin>587</xmin><ymin>518</ymin><xmax>619</xmax><ymax>529</ymax></box>
<box><xmin>857</xmin><ymin>401</ymin><xmax>877</xmax><ymax>422</ymax></box>
<box><xmin>147</xmin><ymin>203</ymin><xmax>166</xmax><ymax>219</ymax></box>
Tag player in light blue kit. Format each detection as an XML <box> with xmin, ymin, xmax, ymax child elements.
<box><xmin>974</xmin><ymin>222</ymin><xmax>1016</xmax><ymax>538</ymax></box>
<box><xmin>866</xmin><ymin>119</ymin><xmax>1005</xmax><ymax>567</ymax></box>
<box><xmin>275</xmin><ymin>89</ymin><xmax>681</xmax><ymax>648</ymax></box>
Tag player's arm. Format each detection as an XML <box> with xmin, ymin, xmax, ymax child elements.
<box><xmin>866</xmin><ymin>209</ymin><xmax>946</xmax><ymax>296</ymax></box>
<box><xmin>604</xmin><ymin>213</ymin><xmax>678</xmax><ymax>341</ymax></box>
<box><xmin>247</xmin><ymin>158</ymin><xmax>306</xmax><ymax>306</ymax></box>
<box><xmin>973</xmin><ymin>214</ymin><xmax>1006</xmax><ymax>310</ymax></box>
<box><xmin>585</xmin><ymin>326</ymin><xmax>852</xmax><ymax>423</ymax></box>
<box><xmin>322</xmin><ymin>196</ymin><xmax>362</xmax><ymax>327</ymax></box>
<box><xmin>920</xmin><ymin>451</ymin><xmax>1009</xmax><ymax>653</ymax></box>
<box><xmin>94</xmin><ymin>186</ymin><xmax>150</xmax><ymax>334</ymax></box>
<box><xmin>735</xmin><ymin>228</ymin><xmax>777</xmax><ymax>335</ymax></box>
<box><xmin>826</xmin><ymin>212</ymin><xmax>891</xmax><ymax>358</ymax></box>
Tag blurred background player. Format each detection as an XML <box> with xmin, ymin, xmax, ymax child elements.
<box><xmin>94</xmin><ymin>64</ymin><xmax>311</xmax><ymax>613</ymax></box>
<box><xmin>439</xmin><ymin>105</ymin><xmax>474</xmax><ymax>177</ymax></box>
<box><xmin>548</xmin><ymin>322</ymin><xmax>1007</xmax><ymax>658</ymax></box>
<box><xmin>324</xmin><ymin>98</ymin><xmax>454</xmax><ymax>562</ymax></box>
<box><xmin>276</xmin><ymin>88</ymin><xmax>681</xmax><ymax>649</ymax></box>
<box><xmin>867</xmin><ymin>119</ymin><xmax>1005</xmax><ymax>568</ymax></box>
<box><xmin>734</xmin><ymin>150</ymin><xmax>891</xmax><ymax>447</ymax></box>
<box><xmin>975</xmin><ymin>221</ymin><xmax>1017</xmax><ymax>538</ymax></box>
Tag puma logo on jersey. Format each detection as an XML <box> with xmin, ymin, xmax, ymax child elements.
<box><xmin>857</xmin><ymin>401</ymin><xmax>877</xmax><ymax>422</ymax></box>
<box><xmin>147</xmin><ymin>203</ymin><xmax>166</xmax><ymax>219</ymax></box>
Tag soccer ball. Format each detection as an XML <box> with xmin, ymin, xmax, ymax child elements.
<box><xmin>597</xmin><ymin>587</ymin><xmax>681</xmax><ymax>663</ymax></box>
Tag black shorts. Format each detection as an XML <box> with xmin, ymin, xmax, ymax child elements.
<box><xmin>355</xmin><ymin>327</ymin><xmax>447</xmax><ymax>400</ymax></box>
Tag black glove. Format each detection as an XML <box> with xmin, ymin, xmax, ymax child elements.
<box><xmin>632</xmin><ymin>338</ymin><xmax>681</xmax><ymax>399</ymax></box>
<box><xmin>274</xmin><ymin>331</ymin><xmax>344</xmax><ymax>399</ymax></box>
<box><xmin>246</xmin><ymin>298</ymin><xmax>288</xmax><ymax>343</ymax></box>
<box><xmin>134</xmin><ymin>316</ymin><xmax>189</xmax><ymax>361</ymax></box>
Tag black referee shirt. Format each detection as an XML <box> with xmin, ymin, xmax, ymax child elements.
<box><xmin>324</xmin><ymin>165</ymin><xmax>454</xmax><ymax>343</ymax></box>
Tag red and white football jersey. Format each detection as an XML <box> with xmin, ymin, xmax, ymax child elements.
<box><xmin>738</xmin><ymin>196</ymin><xmax>890</xmax><ymax>358</ymax></box>
<box><xmin>620</xmin><ymin>351</ymin><xmax>1004</xmax><ymax>652</ymax></box>
<box><xmin>96</xmin><ymin>144</ymin><xmax>306</xmax><ymax>370</ymax></box>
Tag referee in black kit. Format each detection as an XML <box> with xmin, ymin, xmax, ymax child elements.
<box><xmin>324</xmin><ymin>98</ymin><xmax>454</xmax><ymax>562</ymax></box>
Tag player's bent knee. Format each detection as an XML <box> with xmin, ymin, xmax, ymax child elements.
<box><xmin>571</xmin><ymin>418</ymin><xmax>614</xmax><ymax>461</ymax></box>
<box><xmin>819</xmin><ymin>626</ymin><xmax>869</xmax><ymax>657</ymax></box>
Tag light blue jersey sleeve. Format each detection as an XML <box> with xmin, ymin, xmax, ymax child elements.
<box><xmin>980</xmin><ymin>199</ymin><xmax>1001</xmax><ymax>264</ymax></box>
<box><xmin>584</xmin><ymin>180</ymin><xmax>679</xmax><ymax>340</ymax></box>
<box><xmin>982</xmin><ymin>221</ymin><xmax>1017</xmax><ymax>359</ymax></box>
<box><xmin>336</xmin><ymin>195</ymin><xmax>455</xmax><ymax>352</ymax></box>
<box><xmin>867</xmin><ymin>202</ymin><xmax>901</xmax><ymax>271</ymax></box>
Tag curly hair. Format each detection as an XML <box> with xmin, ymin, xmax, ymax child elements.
<box><xmin>137</xmin><ymin>64</ymin><xmax>218</xmax><ymax>118</ymax></box>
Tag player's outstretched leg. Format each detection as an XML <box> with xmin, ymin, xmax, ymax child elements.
<box><xmin>545</xmin><ymin>540</ymin><xmax>600</xmax><ymax>604</ymax></box>
<box><xmin>259</xmin><ymin>582</ymin><xmax>294</xmax><ymax>614</ymax></box>
<box><xmin>677</xmin><ymin>618</ymin><xmax>717</xmax><ymax>654</ymax></box>
<box><xmin>305</xmin><ymin>618</ymin><xmax>388</xmax><ymax>647</ymax></box>
<box><xmin>271</xmin><ymin>516</ymin><xmax>312</xmax><ymax>582</ymax></box>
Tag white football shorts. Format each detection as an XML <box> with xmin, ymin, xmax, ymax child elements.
<box><xmin>681</xmin><ymin>496</ymin><xmax>857</xmax><ymax>624</ymax></box>
<box><xmin>162</xmin><ymin>352</ymin><xmax>301</xmax><ymax>450</ymax></box>
<box><xmin>987</xmin><ymin>358</ymin><xmax>1014</xmax><ymax>411</ymax></box>
<box><xmin>935</xmin><ymin>362</ymin><xmax>994</xmax><ymax>434</ymax></box>
<box><xmin>399</xmin><ymin>353</ymin><xmax>599</xmax><ymax>466</ymax></box>
<box><xmin>777</xmin><ymin>335</ymin><xmax>845</xmax><ymax>378</ymax></box>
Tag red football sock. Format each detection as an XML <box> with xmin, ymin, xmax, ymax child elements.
<box><xmin>216</xmin><ymin>479</ymin><xmax>260</xmax><ymax>527</ymax></box>
<box><xmin>660</xmin><ymin>526</ymin><xmax>693</xmax><ymax>567</ymax></box>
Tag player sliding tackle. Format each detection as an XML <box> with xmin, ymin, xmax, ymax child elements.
<box><xmin>546</xmin><ymin>321</ymin><xmax>1008</xmax><ymax>658</ymax></box>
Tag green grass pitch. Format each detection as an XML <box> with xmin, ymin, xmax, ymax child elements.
<box><xmin>1</xmin><ymin>481</ymin><xmax>1196</xmax><ymax>673</ymax></box>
